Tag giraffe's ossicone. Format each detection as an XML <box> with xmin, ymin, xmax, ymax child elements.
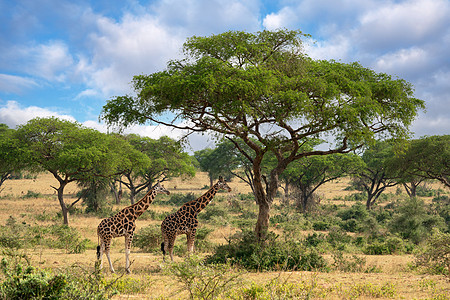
<box><xmin>160</xmin><ymin>176</ymin><xmax>231</xmax><ymax>261</ymax></box>
<box><xmin>97</xmin><ymin>181</ymin><xmax>170</xmax><ymax>273</ymax></box>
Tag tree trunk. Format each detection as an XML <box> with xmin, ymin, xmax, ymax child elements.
<box><xmin>56</xmin><ymin>183</ymin><xmax>69</xmax><ymax>225</ymax></box>
<box><xmin>255</xmin><ymin>201</ymin><xmax>270</xmax><ymax>241</ymax></box>
<box><xmin>130</xmin><ymin>189</ymin><xmax>136</xmax><ymax>205</ymax></box>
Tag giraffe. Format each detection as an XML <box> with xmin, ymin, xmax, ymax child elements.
<box><xmin>160</xmin><ymin>176</ymin><xmax>231</xmax><ymax>261</ymax></box>
<box><xmin>97</xmin><ymin>181</ymin><xmax>170</xmax><ymax>273</ymax></box>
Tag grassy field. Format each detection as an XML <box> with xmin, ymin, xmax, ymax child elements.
<box><xmin>0</xmin><ymin>172</ymin><xmax>448</xmax><ymax>299</ymax></box>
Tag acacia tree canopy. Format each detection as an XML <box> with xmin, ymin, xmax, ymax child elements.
<box><xmin>102</xmin><ymin>29</ymin><xmax>425</xmax><ymax>238</ymax></box>
<box><xmin>16</xmin><ymin>117</ymin><xmax>125</xmax><ymax>225</ymax></box>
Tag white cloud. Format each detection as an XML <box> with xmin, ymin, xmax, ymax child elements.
<box><xmin>149</xmin><ymin>0</ymin><xmax>260</xmax><ymax>33</ymax></box>
<box><xmin>78</xmin><ymin>13</ymin><xmax>184</xmax><ymax>96</ymax></box>
<box><xmin>0</xmin><ymin>74</ymin><xmax>38</xmax><ymax>94</ymax></box>
<box><xmin>262</xmin><ymin>7</ymin><xmax>296</xmax><ymax>30</ymax></box>
<box><xmin>0</xmin><ymin>100</ymin><xmax>75</xmax><ymax>129</ymax></box>
<box><xmin>356</xmin><ymin>0</ymin><xmax>449</xmax><ymax>51</ymax></box>
<box><xmin>19</xmin><ymin>40</ymin><xmax>74</xmax><ymax>82</ymax></box>
<box><xmin>375</xmin><ymin>47</ymin><xmax>429</xmax><ymax>76</ymax></box>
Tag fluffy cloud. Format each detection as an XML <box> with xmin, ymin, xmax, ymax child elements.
<box><xmin>0</xmin><ymin>74</ymin><xmax>38</xmax><ymax>94</ymax></box>
<box><xmin>0</xmin><ymin>100</ymin><xmax>75</xmax><ymax>128</ymax></box>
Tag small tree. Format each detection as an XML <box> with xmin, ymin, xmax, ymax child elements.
<box><xmin>389</xmin><ymin>135</ymin><xmax>450</xmax><ymax>189</ymax></box>
<box><xmin>16</xmin><ymin>117</ymin><xmax>123</xmax><ymax>225</ymax></box>
<box><xmin>121</xmin><ymin>134</ymin><xmax>195</xmax><ymax>204</ymax></box>
<box><xmin>284</xmin><ymin>151</ymin><xmax>364</xmax><ymax>211</ymax></box>
<box><xmin>352</xmin><ymin>141</ymin><xmax>399</xmax><ymax>209</ymax></box>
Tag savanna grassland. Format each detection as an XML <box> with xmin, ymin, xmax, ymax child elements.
<box><xmin>0</xmin><ymin>172</ymin><xmax>449</xmax><ymax>299</ymax></box>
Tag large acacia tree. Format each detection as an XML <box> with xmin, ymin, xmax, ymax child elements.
<box><xmin>102</xmin><ymin>29</ymin><xmax>425</xmax><ymax>238</ymax></box>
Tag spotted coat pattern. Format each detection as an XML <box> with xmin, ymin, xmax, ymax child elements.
<box><xmin>161</xmin><ymin>177</ymin><xmax>231</xmax><ymax>261</ymax></box>
<box><xmin>97</xmin><ymin>182</ymin><xmax>170</xmax><ymax>273</ymax></box>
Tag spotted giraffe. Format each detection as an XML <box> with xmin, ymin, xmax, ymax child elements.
<box><xmin>97</xmin><ymin>181</ymin><xmax>170</xmax><ymax>273</ymax></box>
<box><xmin>161</xmin><ymin>176</ymin><xmax>231</xmax><ymax>261</ymax></box>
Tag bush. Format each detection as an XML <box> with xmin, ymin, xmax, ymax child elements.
<box><xmin>415</xmin><ymin>229</ymin><xmax>450</xmax><ymax>276</ymax></box>
<box><xmin>198</xmin><ymin>204</ymin><xmax>227</xmax><ymax>221</ymax></box>
<box><xmin>164</xmin><ymin>255</ymin><xmax>243</xmax><ymax>300</ymax></box>
<box><xmin>46</xmin><ymin>225</ymin><xmax>90</xmax><ymax>254</ymax></box>
<box><xmin>206</xmin><ymin>230</ymin><xmax>329</xmax><ymax>271</ymax></box>
<box><xmin>166</xmin><ymin>192</ymin><xmax>197</xmax><ymax>206</ymax></box>
<box><xmin>133</xmin><ymin>225</ymin><xmax>162</xmax><ymax>252</ymax></box>
<box><xmin>389</xmin><ymin>198</ymin><xmax>445</xmax><ymax>244</ymax></box>
<box><xmin>0</xmin><ymin>256</ymin><xmax>67</xmax><ymax>300</ymax></box>
<box><xmin>312</xmin><ymin>221</ymin><xmax>329</xmax><ymax>231</ymax></box>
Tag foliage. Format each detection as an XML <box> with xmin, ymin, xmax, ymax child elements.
<box><xmin>206</xmin><ymin>229</ymin><xmax>329</xmax><ymax>271</ymax></box>
<box><xmin>0</xmin><ymin>217</ymin><xmax>89</xmax><ymax>253</ymax></box>
<box><xmin>232</xmin><ymin>275</ymin><xmax>322</xmax><ymax>300</ymax></box>
<box><xmin>194</xmin><ymin>144</ymin><xmax>236</xmax><ymax>187</ymax></box>
<box><xmin>166</xmin><ymin>192</ymin><xmax>197</xmax><ymax>206</ymax></box>
<box><xmin>164</xmin><ymin>255</ymin><xmax>243</xmax><ymax>300</ymax></box>
<box><xmin>0</xmin><ymin>124</ymin><xmax>29</xmax><ymax>192</ymax></box>
<box><xmin>331</xmin><ymin>251</ymin><xmax>379</xmax><ymax>273</ymax></box>
<box><xmin>122</xmin><ymin>134</ymin><xmax>196</xmax><ymax>203</ymax></box>
<box><xmin>415</xmin><ymin>229</ymin><xmax>450</xmax><ymax>276</ymax></box>
<box><xmin>133</xmin><ymin>224</ymin><xmax>163</xmax><ymax>252</ymax></box>
<box><xmin>15</xmin><ymin>117</ymin><xmax>127</xmax><ymax>225</ymax></box>
<box><xmin>0</xmin><ymin>255</ymin><xmax>67</xmax><ymax>300</ymax></box>
<box><xmin>389</xmin><ymin>197</ymin><xmax>445</xmax><ymax>244</ymax></box>
<box><xmin>283</xmin><ymin>152</ymin><xmax>364</xmax><ymax>211</ymax></box>
<box><xmin>78</xmin><ymin>177</ymin><xmax>111</xmax><ymax>213</ymax></box>
<box><xmin>390</xmin><ymin>135</ymin><xmax>450</xmax><ymax>188</ymax></box>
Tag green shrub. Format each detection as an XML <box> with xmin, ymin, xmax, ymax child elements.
<box><xmin>415</xmin><ymin>229</ymin><xmax>450</xmax><ymax>276</ymax></box>
<box><xmin>133</xmin><ymin>225</ymin><xmax>162</xmax><ymax>252</ymax></box>
<box><xmin>0</xmin><ymin>255</ymin><xmax>67</xmax><ymax>299</ymax></box>
<box><xmin>389</xmin><ymin>198</ymin><xmax>445</xmax><ymax>244</ymax></box>
<box><xmin>21</xmin><ymin>190</ymin><xmax>42</xmax><ymax>199</ymax></box>
<box><xmin>234</xmin><ymin>276</ymin><xmax>322</xmax><ymax>300</ymax></box>
<box><xmin>46</xmin><ymin>225</ymin><xmax>89</xmax><ymax>254</ymax></box>
<box><xmin>206</xmin><ymin>230</ymin><xmax>329</xmax><ymax>271</ymax></box>
<box><xmin>164</xmin><ymin>255</ymin><xmax>242</xmax><ymax>300</ymax></box>
<box><xmin>198</xmin><ymin>204</ymin><xmax>227</xmax><ymax>221</ymax></box>
<box><xmin>312</xmin><ymin>221</ymin><xmax>329</xmax><ymax>231</ymax></box>
<box><xmin>166</xmin><ymin>192</ymin><xmax>197</xmax><ymax>206</ymax></box>
<box><xmin>194</xmin><ymin>227</ymin><xmax>214</xmax><ymax>252</ymax></box>
<box><xmin>326</xmin><ymin>226</ymin><xmax>352</xmax><ymax>249</ymax></box>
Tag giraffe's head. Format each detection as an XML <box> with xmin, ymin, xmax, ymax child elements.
<box><xmin>154</xmin><ymin>181</ymin><xmax>170</xmax><ymax>195</ymax></box>
<box><xmin>216</xmin><ymin>176</ymin><xmax>232</xmax><ymax>192</ymax></box>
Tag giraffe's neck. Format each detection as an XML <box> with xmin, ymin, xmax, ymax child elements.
<box><xmin>128</xmin><ymin>189</ymin><xmax>157</xmax><ymax>218</ymax></box>
<box><xmin>186</xmin><ymin>184</ymin><xmax>219</xmax><ymax>214</ymax></box>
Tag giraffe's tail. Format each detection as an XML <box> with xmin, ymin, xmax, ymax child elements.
<box><xmin>161</xmin><ymin>242</ymin><xmax>166</xmax><ymax>255</ymax></box>
<box><xmin>96</xmin><ymin>235</ymin><xmax>101</xmax><ymax>260</ymax></box>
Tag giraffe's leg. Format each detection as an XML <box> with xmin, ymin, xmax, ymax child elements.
<box><xmin>168</xmin><ymin>237</ymin><xmax>176</xmax><ymax>262</ymax></box>
<box><xmin>104</xmin><ymin>239</ymin><xmax>115</xmax><ymax>273</ymax></box>
<box><xmin>125</xmin><ymin>235</ymin><xmax>133</xmax><ymax>274</ymax></box>
<box><xmin>186</xmin><ymin>232</ymin><xmax>196</xmax><ymax>256</ymax></box>
<box><xmin>162</xmin><ymin>234</ymin><xmax>169</xmax><ymax>262</ymax></box>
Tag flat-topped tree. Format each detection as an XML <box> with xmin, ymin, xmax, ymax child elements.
<box><xmin>102</xmin><ymin>29</ymin><xmax>425</xmax><ymax>239</ymax></box>
<box><xmin>16</xmin><ymin>117</ymin><xmax>129</xmax><ymax>225</ymax></box>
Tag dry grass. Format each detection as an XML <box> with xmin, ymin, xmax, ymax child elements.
<box><xmin>1</xmin><ymin>172</ymin><xmax>449</xmax><ymax>299</ymax></box>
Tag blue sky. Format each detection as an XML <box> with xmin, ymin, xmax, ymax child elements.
<box><xmin>1</xmin><ymin>0</ymin><xmax>449</xmax><ymax>151</ymax></box>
